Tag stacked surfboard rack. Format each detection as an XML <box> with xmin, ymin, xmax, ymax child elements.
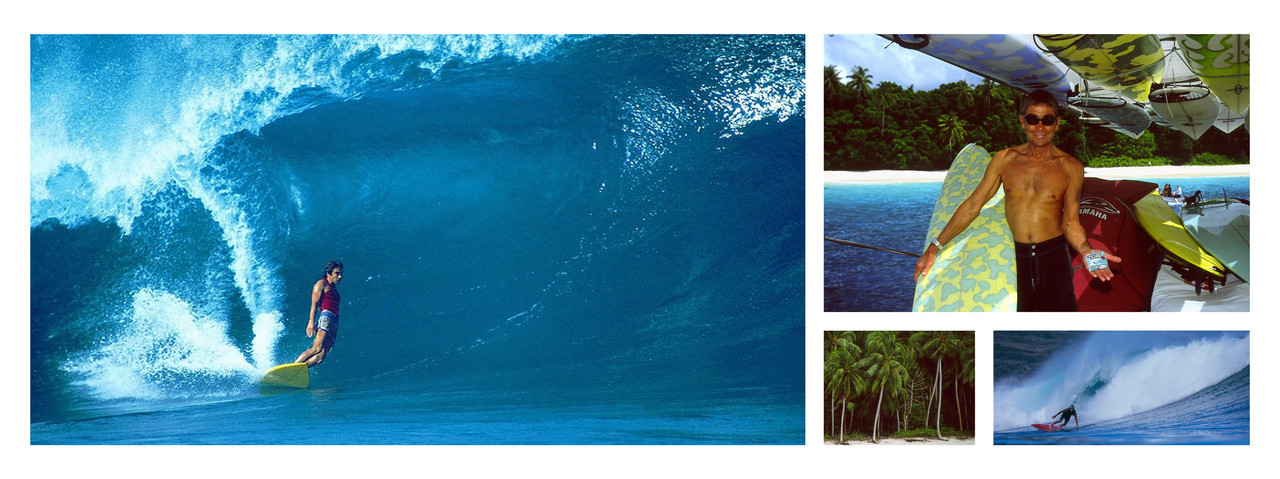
<box><xmin>880</xmin><ymin>34</ymin><xmax>1249</xmax><ymax>140</ymax></box>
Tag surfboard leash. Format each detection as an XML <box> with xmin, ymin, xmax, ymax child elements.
<box><xmin>824</xmin><ymin>237</ymin><xmax>921</xmax><ymax>258</ymax></box>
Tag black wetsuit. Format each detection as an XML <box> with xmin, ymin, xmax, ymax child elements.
<box><xmin>1057</xmin><ymin>408</ymin><xmax>1076</xmax><ymax>426</ymax></box>
<box><xmin>1015</xmin><ymin>235</ymin><xmax>1078</xmax><ymax>312</ymax></box>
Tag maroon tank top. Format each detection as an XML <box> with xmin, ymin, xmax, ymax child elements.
<box><xmin>320</xmin><ymin>277</ymin><xmax>340</xmax><ymax>316</ymax></box>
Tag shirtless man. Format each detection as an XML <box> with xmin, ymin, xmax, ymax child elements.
<box><xmin>913</xmin><ymin>90</ymin><xmax>1120</xmax><ymax>312</ymax></box>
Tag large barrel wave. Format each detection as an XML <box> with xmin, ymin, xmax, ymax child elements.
<box><xmin>993</xmin><ymin>331</ymin><xmax>1249</xmax><ymax>444</ymax></box>
<box><xmin>31</xmin><ymin>34</ymin><xmax>805</xmax><ymax>432</ymax></box>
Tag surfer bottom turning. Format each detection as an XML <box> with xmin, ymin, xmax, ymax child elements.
<box><xmin>1015</xmin><ymin>235</ymin><xmax>1077</xmax><ymax>312</ymax></box>
<box><xmin>1049</xmin><ymin>404</ymin><xmax>1079</xmax><ymax>429</ymax></box>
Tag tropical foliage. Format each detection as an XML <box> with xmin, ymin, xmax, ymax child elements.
<box><xmin>824</xmin><ymin>65</ymin><xmax>1250</xmax><ymax>171</ymax></box>
<box><xmin>824</xmin><ymin>331</ymin><xmax>976</xmax><ymax>443</ymax></box>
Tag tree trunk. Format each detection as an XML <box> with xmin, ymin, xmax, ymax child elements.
<box><xmin>924</xmin><ymin>363</ymin><xmax>937</xmax><ymax>427</ymax></box>
<box><xmin>840</xmin><ymin>399</ymin><xmax>847</xmax><ymax>443</ymax></box>
<box><xmin>873</xmin><ymin>386</ymin><xmax>885</xmax><ymax>443</ymax></box>
<box><xmin>935</xmin><ymin>359</ymin><xmax>944</xmax><ymax>440</ymax></box>
<box><xmin>955</xmin><ymin>374</ymin><xmax>963</xmax><ymax>432</ymax></box>
<box><xmin>830</xmin><ymin>395</ymin><xmax>835</xmax><ymax>438</ymax></box>
<box><xmin>906</xmin><ymin>376</ymin><xmax>916</xmax><ymax>430</ymax></box>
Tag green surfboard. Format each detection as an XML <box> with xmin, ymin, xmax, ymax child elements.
<box><xmin>1176</xmin><ymin>34</ymin><xmax>1249</xmax><ymax>115</ymax></box>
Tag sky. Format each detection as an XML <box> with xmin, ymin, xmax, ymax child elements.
<box><xmin>823</xmin><ymin>34</ymin><xmax>983</xmax><ymax>91</ymax></box>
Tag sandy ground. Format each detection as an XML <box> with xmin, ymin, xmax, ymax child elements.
<box><xmin>824</xmin><ymin>437</ymin><xmax>975</xmax><ymax>445</ymax></box>
<box><xmin>824</xmin><ymin>164</ymin><xmax>1249</xmax><ymax>184</ymax></box>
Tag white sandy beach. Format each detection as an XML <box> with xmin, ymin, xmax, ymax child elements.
<box><xmin>825</xmin><ymin>164</ymin><xmax>1249</xmax><ymax>184</ymax></box>
<box><xmin>824</xmin><ymin>437</ymin><xmax>975</xmax><ymax>445</ymax></box>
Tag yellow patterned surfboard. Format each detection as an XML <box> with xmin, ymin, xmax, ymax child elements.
<box><xmin>1037</xmin><ymin>34</ymin><xmax>1166</xmax><ymax>103</ymax></box>
<box><xmin>913</xmin><ymin>144</ymin><xmax>1017</xmax><ymax>312</ymax></box>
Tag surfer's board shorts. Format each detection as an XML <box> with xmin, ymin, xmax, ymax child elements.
<box><xmin>317</xmin><ymin>310</ymin><xmax>339</xmax><ymax>348</ymax></box>
<box><xmin>1015</xmin><ymin>235</ymin><xmax>1078</xmax><ymax>312</ymax></box>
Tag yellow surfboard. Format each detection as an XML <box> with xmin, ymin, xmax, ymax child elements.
<box><xmin>1132</xmin><ymin>191</ymin><xmax>1226</xmax><ymax>278</ymax></box>
<box><xmin>1037</xmin><ymin>34</ymin><xmax>1167</xmax><ymax>103</ymax></box>
<box><xmin>913</xmin><ymin>144</ymin><xmax>1017</xmax><ymax>312</ymax></box>
<box><xmin>261</xmin><ymin>362</ymin><xmax>309</xmax><ymax>389</ymax></box>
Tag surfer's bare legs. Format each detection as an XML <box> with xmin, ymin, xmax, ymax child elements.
<box><xmin>295</xmin><ymin>330</ymin><xmax>330</xmax><ymax>367</ymax></box>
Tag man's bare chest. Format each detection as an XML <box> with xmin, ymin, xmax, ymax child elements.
<box><xmin>1002</xmin><ymin>159</ymin><xmax>1069</xmax><ymax>200</ymax></box>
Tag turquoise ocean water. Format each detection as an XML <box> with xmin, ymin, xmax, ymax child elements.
<box><xmin>824</xmin><ymin>175</ymin><xmax>1249</xmax><ymax>312</ymax></box>
<box><xmin>31</xmin><ymin>35</ymin><xmax>804</xmax><ymax>444</ymax></box>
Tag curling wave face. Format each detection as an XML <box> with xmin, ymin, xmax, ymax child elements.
<box><xmin>993</xmin><ymin>331</ymin><xmax>1249</xmax><ymax>431</ymax></box>
<box><xmin>31</xmin><ymin>35</ymin><xmax>805</xmax><ymax>421</ymax></box>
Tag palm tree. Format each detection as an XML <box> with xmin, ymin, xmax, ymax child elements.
<box><xmin>824</xmin><ymin>65</ymin><xmax>845</xmax><ymax>100</ymax></box>
<box><xmin>824</xmin><ymin>332</ymin><xmax>840</xmax><ymax>437</ymax></box>
<box><xmin>956</xmin><ymin>334</ymin><xmax>976</xmax><ymax>432</ymax></box>
<box><xmin>894</xmin><ymin>336</ymin><xmax>920</xmax><ymax>432</ymax></box>
<box><xmin>909</xmin><ymin>332</ymin><xmax>939</xmax><ymax>429</ymax></box>
<box><xmin>955</xmin><ymin>82</ymin><xmax>975</xmax><ymax>110</ymax></box>
<box><xmin>938</xmin><ymin>113</ymin><xmax>968</xmax><ymax>150</ymax></box>
<box><xmin>976</xmin><ymin>79</ymin><xmax>998</xmax><ymax>115</ymax></box>
<box><xmin>976</xmin><ymin>79</ymin><xmax>1015</xmax><ymax>119</ymax></box>
<box><xmin>857</xmin><ymin>331</ymin><xmax>910</xmax><ymax>443</ymax></box>
<box><xmin>824</xmin><ymin>332</ymin><xmax>865</xmax><ymax>443</ymax></box>
<box><xmin>848</xmin><ymin>66</ymin><xmax>874</xmax><ymax>103</ymax></box>
<box><xmin>899</xmin><ymin>362</ymin><xmax>921</xmax><ymax>430</ymax></box>
<box><xmin>878</xmin><ymin>89</ymin><xmax>897</xmax><ymax>130</ymax></box>
<box><xmin>919</xmin><ymin>331</ymin><xmax>963</xmax><ymax>439</ymax></box>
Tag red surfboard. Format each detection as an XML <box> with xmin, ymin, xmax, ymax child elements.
<box><xmin>1032</xmin><ymin>423</ymin><xmax>1063</xmax><ymax>432</ymax></box>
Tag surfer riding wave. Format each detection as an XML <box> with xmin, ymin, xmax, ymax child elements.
<box><xmin>295</xmin><ymin>260</ymin><xmax>343</xmax><ymax>368</ymax></box>
<box><xmin>1048</xmin><ymin>404</ymin><xmax>1079</xmax><ymax>429</ymax></box>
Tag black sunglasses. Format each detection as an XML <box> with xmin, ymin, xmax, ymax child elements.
<box><xmin>1023</xmin><ymin>114</ymin><xmax>1058</xmax><ymax>126</ymax></box>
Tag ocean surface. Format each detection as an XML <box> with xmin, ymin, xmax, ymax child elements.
<box><xmin>824</xmin><ymin>175</ymin><xmax>1249</xmax><ymax>312</ymax></box>
<box><xmin>992</xmin><ymin>331</ymin><xmax>1249</xmax><ymax>445</ymax></box>
<box><xmin>30</xmin><ymin>34</ymin><xmax>805</xmax><ymax>444</ymax></box>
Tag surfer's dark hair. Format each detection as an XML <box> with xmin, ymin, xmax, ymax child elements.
<box><xmin>1020</xmin><ymin>89</ymin><xmax>1060</xmax><ymax>116</ymax></box>
<box><xmin>325</xmin><ymin>260</ymin><xmax>344</xmax><ymax>276</ymax></box>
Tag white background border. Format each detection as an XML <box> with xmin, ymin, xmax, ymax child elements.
<box><xmin>9</xmin><ymin>1</ymin><xmax>1270</xmax><ymax>476</ymax></box>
